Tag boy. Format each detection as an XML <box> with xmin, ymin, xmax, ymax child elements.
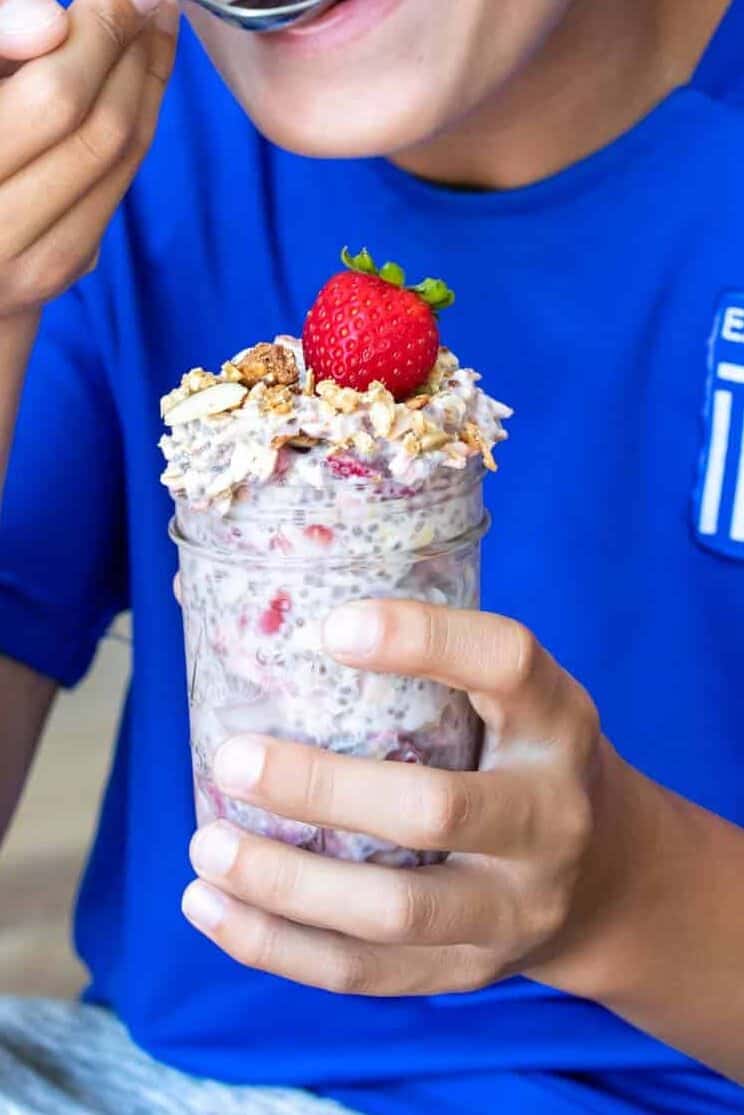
<box><xmin>1</xmin><ymin>0</ymin><xmax>743</xmax><ymax>1111</ymax></box>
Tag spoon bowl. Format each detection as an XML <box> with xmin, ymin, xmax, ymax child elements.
<box><xmin>185</xmin><ymin>0</ymin><xmax>340</xmax><ymax>32</ymax></box>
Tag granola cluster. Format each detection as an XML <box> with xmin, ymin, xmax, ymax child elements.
<box><xmin>159</xmin><ymin>337</ymin><xmax>511</xmax><ymax>513</ymax></box>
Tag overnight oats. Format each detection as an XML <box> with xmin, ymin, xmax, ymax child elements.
<box><xmin>160</xmin><ymin>249</ymin><xmax>512</xmax><ymax>866</ymax></box>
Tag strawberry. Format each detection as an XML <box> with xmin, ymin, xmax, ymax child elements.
<box><xmin>302</xmin><ymin>248</ymin><xmax>455</xmax><ymax>401</ymax></box>
<box><xmin>258</xmin><ymin>591</ymin><xmax>292</xmax><ymax>635</ymax></box>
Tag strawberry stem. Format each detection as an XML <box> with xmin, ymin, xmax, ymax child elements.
<box><xmin>341</xmin><ymin>246</ymin><xmax>455</xmax><ymax>313</ymax></box>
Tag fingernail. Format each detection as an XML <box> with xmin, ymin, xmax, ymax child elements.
<box><xmin>182</xmin><ymin>881</ymin><xmax>226</xmax><ymax>931</ymax></box>
<box><xmin>83</xmin><ymin>247</ymin><xmax>100</xmax><ymax>278</ymax></box>
<box><xmin>323</xmin><ymin>602</ymin><xmax>383</xmax><ymax>658</ymax></box>
<box><xmin>0</xmin><ymin>0</ymin><xmax>65</xmax><ymax>34</ymax></box>
<box><xmin>190</xmin><ymin>822</ymin><xmax>240</xmax><ymax>877</ymax></box>
<box><xmin>130</xmin><ymin>0</ymin><xmax>162</xmax><ymax>15</ymax></box>
<box><xmin>214</xmin><ymin>736</ymin><xmax>266</xmax><ymax>796</ymax></box>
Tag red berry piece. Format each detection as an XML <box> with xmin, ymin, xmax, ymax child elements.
<box><xmin>304</xmin><ymin>524</ymin><xmax>334</xmax><ymax>546</ymax></box>
<box><xmin>275</xmin><ymin>592</ymin><xmax>291</xmax><ymax>612</ymax></box>
<box><xmin>258</xmin><ymin>608</ymin><xmax>283</xmax><ymax>636</ymax></box>
<box><xmin>325</xmin><ymin>454</ymin><xmax>378</xmax><ymax>481</ymax></box>
<box><xmin>195</xmin><ymin>775</ymin><xmax>228</xmax><ymax>821</ymax></box>
<box><xmin>302</xmin><ymin>247</ymin><xmax>455</xmax><ymax>401</ymax></box>
<box><xmin>269</xmin><ymin>532</ymin><xmax>294</xmax><ymax>555</ymax></box>
<box><xmin>258</xmin><ymin>591</ymin><xmax>292</xmax><ymax>635</ymax></box>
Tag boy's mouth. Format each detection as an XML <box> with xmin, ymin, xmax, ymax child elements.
<box><xmin>267</xmin><ymin>0</ymin><xmax>404</xmax><ymax>51</ymax></box>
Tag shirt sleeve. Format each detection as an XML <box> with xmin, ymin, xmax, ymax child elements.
<box><xmin>0</xmin><ymin>287</ymin><xmax>128</xmax><ymax>687</ymax></box>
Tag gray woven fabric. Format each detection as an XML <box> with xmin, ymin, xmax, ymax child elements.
<box><xmin>0</xmin><ymin>998</ymin><xmax>358</xmax><ymax>1115</ymax></box>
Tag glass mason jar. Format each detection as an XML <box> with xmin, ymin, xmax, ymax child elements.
<box><xmin>171</xmin><ymin>458</ymin><xmax>489</xmax><ymax>867</ymax></box>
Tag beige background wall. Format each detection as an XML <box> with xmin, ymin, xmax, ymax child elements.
<box><xmin>0</xmin><ymin>619</ymin><xmax>130</xmax><ymax>997</ymax></box>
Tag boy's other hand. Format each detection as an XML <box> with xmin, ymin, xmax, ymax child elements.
<box><xmin>0</xmin><ymin>0</ymin><xmax>178</xmax><ymax>318</ymax></box>
<box><xmin>180</xmin><ymin>599</ymin><xmax>645</xmax><ymax>998</ymax></box>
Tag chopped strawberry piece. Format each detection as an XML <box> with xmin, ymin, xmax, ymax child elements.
<box><xmin>325</xmin><ymin>454</ymin><xmax>378</xmax><ymax>480</ymax></box>
<box><xmin>258</xmin><ymin>608</ymin><xmax>283</xmax><ymax>635</ymax></box>
<box><xmin>258</xmin><ymin>591</ymin><xmax>292</xmax><ymax>635</ymax></box>
<box><xmin>272</xmin><ymin>591</ymin><xmax>292</xmax><ymax>614</ymax></box>
<box><xmin>269</xmin><ymin>532</ymin><xmax>294</xmax><ymax>555</ymax></box>
<box><xmin>304</xmin><ymin>524</ymin><xmax>334</xmax><ymax>545</ymax></box>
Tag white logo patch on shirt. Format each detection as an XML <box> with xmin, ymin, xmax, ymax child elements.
<box><xmin>694</xmin><ymin>293</ymin><xmax>744</xmax><ymax>559</ymax></box>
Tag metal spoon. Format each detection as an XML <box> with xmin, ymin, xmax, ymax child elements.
<box><xmin>186</xmin><ymin>0</ymin><xmax>340</xmax><ymax>32</ymax></box>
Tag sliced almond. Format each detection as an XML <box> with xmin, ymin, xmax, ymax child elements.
<box><xmin>221</xmin><ymin>360</ymin><xmax>246</xmax><ymax>384</ymax></box>
<box><xmin>405</xmin><ymin>394</ymin><xmax>431</xmax><ymax>410</ymax></box>
<box><xmin>462</xmin><ymin>421</ymin><xmax>497</xmax><ymax>472</ymax></box>
<box><xmin>410</xmin><ymin>410</ymin><xmax>427</xmax><ymax>437</ymax></box>
<box><xmin>402</xmin><ymin>431</ymin><xmax>422</xmax><ymax>457</ymax></box>
<box><xmin>370</xmin><ymin>400</ymin><xmax>395</xmax><ymax>438</ymax></box>
<box><xmin>352</xmin><ymin>431</ymin><xmax>376</xmax><ymax>456</ymax></box>
<box><xmin>263</xmin><ymin>384</ymin><xmax>295</xmax><ymax>415</ymax></box>
<box><xmin>481</xmin><ymin>444</ymin><xmax>497</xmax><ymax>472</ymax></box>
<box><xmin>160</xmin><ymin>385</ymin><xmax>189</xmax><ymax>419</ymax></box>
<box><xmin>420</xmin><ymin>431</ymin><xmax>452</xmax><ymax>452</ymax></box>
<box><xmin>316</xmin><ymin>380</ymin><xmax>360</xmax><ymax>414</ymax></box>
<box><xmin>160</xmin><ymin>468</ymin><xmax>184</xmax><ymax>489</ymax></box>
<box><xmin>423</xmin><ymin>361</ymin><xmax>446</xmax><ymax>395</ymax></box>
<box><xmin>163</xmin><ymin>382</ymin><xmax>248</xmax><ymax>426</ymax></box>
<box><xmin>367</xmin><ymin>380</ymin><xmax>395</xmax><ymax>405</ymax></box>
<box><xmin>185</xmin><ymin>368</ymin><xmax>218</xmax><ymax>393</ymax></box>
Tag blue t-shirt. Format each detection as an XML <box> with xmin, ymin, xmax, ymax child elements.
<box><xmin>2</xmin><ymin>4</ymin><xmax>744</xmax><ymax>1112</ymax></box>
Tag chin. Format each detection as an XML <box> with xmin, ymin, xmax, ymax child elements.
<box><xmin>183</xmin><ymin>0</ymin><xmax>465</xmax><ymax>158</ymax></box>
<box><xmin>239</xmin><ymin>76</ymin><xmax>450</xmax><ymax>160</ymax></box>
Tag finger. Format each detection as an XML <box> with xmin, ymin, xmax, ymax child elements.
<box><xmin>2</xmin><ymin>14</ymin><xmax>176</xmax><ymax>309</ymax></box>
<box><xmin>190</xmin><ymin>823</ymin><xmax>503</xmax><ymax>946</ymax></box>
<box><xmin>0</xmin><ymin>0</ymin><xmax>68</xmax><ymax>65</ymax></box>
<box><xmin>213</xmin><ymin>733</ymin><xmax>552</xmax><ymax>856</ymax></box>
<box><xmin>322</xmin><ymin>600</ymin><xmax>576</xmax><ymax>738</ymax></box>
<box><xmin>324</xmin><ymin>600</ymin><xmax>555</xmax><ymax>695</ymax></box>
<box><xmin>0</xmin><ymin>35</ymin><xmax>149</xmax><ymax>259</ymax></box>
<box><xmin>0</xmin><ymin>0</ymin><xmax>162</xmax><ymax>179</ymax></box>
<box><xmin>181</xmin><ymin>880</ymin><xmax>495</xmax><ymax>997</ymax></box>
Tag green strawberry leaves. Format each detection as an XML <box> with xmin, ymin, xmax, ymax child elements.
<box><xmin>341</xmin><ymin>246</ymin><xmax>378</xmax><ymax>275</ymax></box>
<box><xmin>378</xmin><ymin>261</ymin><xmax>406</xmax><ymax>287</ymax></box>
<box><xmin>341</xmin><ymin>246</ymin><xmax>455</xmax><ymax>312</ymax></box>
<box><xmin>411</xmin><ymin>278</ymin><xmax>456</xmax><ymax>312</ymax></box>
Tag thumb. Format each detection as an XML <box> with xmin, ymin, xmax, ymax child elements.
<box><xmin>0</xmin><ymin>0</ymin><xmax>68</xmax><ymax>62</ymax></box>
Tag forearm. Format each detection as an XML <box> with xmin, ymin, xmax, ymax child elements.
<box><xmin>0</xmin><ymin>310</ymin><xmax>40</xmax><ymax>497</ymax></box>
<box><xmin>0</xmin><ymin>657</ymin><xmax>56</xmax><ymax>847</ymax></box>
<box><xmin>532</xmin><ymin>746</ymin><xmax>744</xmax><ymax>1083</ymax></box>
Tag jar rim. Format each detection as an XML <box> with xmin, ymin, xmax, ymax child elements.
<box><xmin>169</xmin><ymin>512</ymin><xmax>490</xmax><ymax>570</ymax></box>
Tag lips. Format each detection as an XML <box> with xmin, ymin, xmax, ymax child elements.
<box><xmin>267</xmin><ymin>0</ymin><xmax>404</xmax><ymax>51</ymax></box>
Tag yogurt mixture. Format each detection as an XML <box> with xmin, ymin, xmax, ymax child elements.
<box><xmin>160</xmin><ymin>336</ymin><xmax>511</xmax><ymax>865</ymax></box>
